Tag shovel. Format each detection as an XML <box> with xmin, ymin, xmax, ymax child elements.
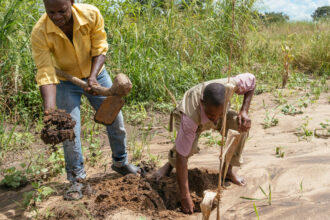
<box><xmin>55</xmin><ymin>68</ymin><xmax>132</xmax><ymax>125</ymax></box>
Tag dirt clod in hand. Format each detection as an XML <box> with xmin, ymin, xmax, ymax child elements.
<box><xmin>41</xmin><ymin>109</ymin><xmax>76</xmax><ymax>145</ymax></box>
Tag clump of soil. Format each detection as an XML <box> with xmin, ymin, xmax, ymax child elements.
<box><xmin>41</xmin><ymin>109</ymin><xmax>76</xmax><ymax>145</ymax></box>
<box><xmin>137</xmin><ymin>160</ymin><xmax>157</xmax><ymax>174</ymax></box>
<box><xmin>83</xmin><ymin>168</ymin><xmax>219</xmax><ymax>219</ymax></box>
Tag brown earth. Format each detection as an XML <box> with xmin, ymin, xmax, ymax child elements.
<box><xmin>41</xmin><ymin>109</ymin><xmax>76</xmax><ymax>145</ymax></box>
<box><xmin>0</xmin><ymin>84</ymin><xmax>329</xmax><ymax>220</ymax></box>
<box><xmin>40</xmin><ymin>168</ymin><xmax>218</xmax><ymax>219</ymax></box>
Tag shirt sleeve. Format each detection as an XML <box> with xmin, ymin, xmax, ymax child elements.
<box><xmin>175</xmin><ymin>114</ymin><xmax>198</xmax><ymax>157</ymax></box>
<box><xmin>91</xmin><ymin>9</ymin><xmax>108</xmax><ymax>57</ymax></box>
<box><xmin>234</xmin><ymin>73</ymin><xmax>256</xmax><ymax>95</ymax></box>
<box><xmin>31</xmin><ymin>29</ymin><xmax>59</xmax><ymax>86</ymax></box>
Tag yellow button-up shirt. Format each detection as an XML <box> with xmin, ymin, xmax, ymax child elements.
<box><xmin>31</xmin><ymin>4</ymin><xmax>108</xmax><ymax>86</ymax></box>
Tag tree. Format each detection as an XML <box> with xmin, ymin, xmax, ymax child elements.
<box><xmin>263</xmin><ymin>12</ymin><xmax>289</xmax><ymax>23</ymax></box>
<box><xmin>312</xmin><ymin>6</ymin><xmax>330</xmax><ymax>21</ymax></box>
<box><xmin>255</xmin><ymin>12</ymin><xmax>289</xmax><ymax>24</ymax></box>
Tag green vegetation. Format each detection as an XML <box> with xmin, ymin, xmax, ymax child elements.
<box><xmin>0</xmin><ymin>166</ymin><xmax>28</xmax><ymax>188</ymax></box>
<box><xmin>0</xmin><ymin>0</ymin><xmax>329</xmax><ymax>122</ymax></box>
<box><xmin>314</xmin><ymin>120</ymin><xmax>330</xmax><ymax>138</ymax></box>
<box><xmin>23</xmin><ymin>182</ymin><xmax>55</xmax><ymax>208</ymax></box>
<box><xmin>240</xmin><ymin>184</ymin><xmax>272</xmax><ymax>206</ymax></box>
<box><xmin>312</xmin><ymin>6</ymin><xmax>330</xmax><ymax>21</ymax></box>
<box><xmin>275</xmin><ymin>146</ymin><xmax>285</xmax><ymax>158</ymax></box>
<box><xmin>253</xmin><ymin>202</ymin><xmax>260</xmax><ymax>220</ymax></box>
<box><xmin>299</xmin><ymin>179</ymin><xmax>303</xmax><ymax>197</ymax></box>
<box><xmin>281</xmin><ymin>104</ymin><xmax>303</xmax><ymax>116</ymax></box>
<box><xmin>262</xmin><ymin>100</ymin><xmax>279</xmax><ymax>129</ymax></box>
<box><xmin>296</xmin><ymin>116</ymin><xmax>314</xmax><ymax>140</ymax></box>
<box><xmin>258</xmin><ymin>12</ymin><xmax>290</xmax><ymax>24</ymax></box>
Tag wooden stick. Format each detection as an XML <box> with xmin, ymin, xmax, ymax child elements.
<box><xmin>228</xmin><ymin>0</ymin><xmax>236</xmax><ymax>83</ymax></box>
<box><xmin>55</xmin><ymin>68</ymin><xmax>132</xmax><ymax>97</ymax></box>
<box><xmin>216</xmin><ymin>1</ymin><xmax>236</xmax><ymax>219</ymax></box>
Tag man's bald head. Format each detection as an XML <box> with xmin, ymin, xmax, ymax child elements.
<box><xmin>43</xmin><ymin>0</ymin><xmax>74</xmax><ymax>28</ymax></box>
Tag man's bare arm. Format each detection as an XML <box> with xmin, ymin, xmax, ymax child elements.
<box><xmin>40</xmin><ymin>84</ymin><xmax>57</xmax><ymax>112</ymax></box>
<box><xmin>86</xmin><ymin>55</ymin><xmax>106</xmax><ymax>94</ymax></box>
<box><xmin>176</xmin><ymin>152</ymin><xmax>194</xmax><ymax>214</ymax></box>
<box><xmin>237</xmin><ymin>89</ymin><xmax>254</xmax><ymax>132</ymax></box>
<box><xmin>241</xmin><ymin>89</ymin><xmax>254</xmax><ymax>113</ymax></box>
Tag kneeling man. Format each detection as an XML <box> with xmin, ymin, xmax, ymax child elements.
<box><xmin>155</xmin><ymin>73</ymin><xmax>256</xmax><ymax>214</ymax></box>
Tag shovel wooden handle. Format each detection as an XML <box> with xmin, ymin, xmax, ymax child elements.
<box><xmin>55</xmin><ymin>68</ymin><xmax>132</xmax><ymax>97</ymax></box>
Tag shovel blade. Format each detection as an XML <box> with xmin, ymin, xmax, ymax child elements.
<box><xmin>94</xmin><ymin>96</ymin><xmax>125</xmax><ymax>125</ymax></box>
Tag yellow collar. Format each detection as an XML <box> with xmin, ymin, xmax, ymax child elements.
<box><xmin>46</xmin><ymin>4</ymin><xmax>88</xmax><ymax>34</ymax></box>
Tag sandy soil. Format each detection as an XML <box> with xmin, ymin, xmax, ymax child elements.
<box><xmin>0</xmin><ymin>87</ymin><xmax>329</xmax><ymax>220</ymax></box>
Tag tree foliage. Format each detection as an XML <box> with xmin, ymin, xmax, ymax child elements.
<box><xmin>312</xmin><ymin>6</ymin><xmax>330</xmax><ymax>21</ymax></box>
<box><xmin>257</xmin><ymin>12</ymin><xmax>289</xmax><ymax>24</ymax></box>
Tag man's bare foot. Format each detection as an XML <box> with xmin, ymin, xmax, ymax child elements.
<box><xmin>152</xmin><ymin>162</ymin><xmax>173</xmax><ymax>181</ymax></box>
<box><xmin>226</xmin><ymin>165</ymin><xmax>246</xmax><ymax>186</ymax></box>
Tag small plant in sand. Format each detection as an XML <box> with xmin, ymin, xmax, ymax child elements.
<box><xmin>299</xmin><ymin>179</ymin><xmax>304</xmax><ymax>197</ymax></box>
<box><xmin>275</xmin><ymin>146</ymin><xmax>285</xmax><ymax>158</ymax></box>
<box><xmin>21</xmin><ymin>182</ymin><xmax>55</xmax><ymax>219</ymax></box>
<box><xmin>253</xmin><ymin>203</ymin><xmax>260</xmax><ymax>220</ymax></box>
<box><xmin>274</xmin><ymin>90</ymin><xmax>288</xmax><ymax>105</ymax></box>
<box><xmin>296</xmin><ymin>116</ymin><xmax>313</xmax><ymax>140</ymax></box>
<box><xmin>23</xmin><ymin>182</ymin><xmax>55</xmax><ymax>208</ymax></box>
<box><xmin>314</xmin><ymin>120</ymin><xmax>330</xmax><ymax>138</ymax></box>
<box><xmin>309</xmin><ymin>77</ymin><xmax>328</xmax><ymax>101</ymax></box>
<box><xmin>241</xmin><ymin>184</ymin><xmax>272</xmax><ymax>206</ymax></box>
<box><xmin>281</xmin><ymin>104</ymin><xmax>303</xmax><ymax>116</ymax></box>
<box><xmin>254</xmin><ymin>84</ymin><xmax>270</xmax><ymax>95</ymax></box>
<box><xmin>263</xmin><ymin>112</ymin><xmax>279</xmax><ymax>129</ymax></box>
<box><xmin>297</xmin><ymin>96</ymin><xmax>311</xmax><ymax>108</ymax></box>
<box><xmin>262</xmin><ymin>101</ymin><xmax>279</xmax><ymax>129</ymax></box>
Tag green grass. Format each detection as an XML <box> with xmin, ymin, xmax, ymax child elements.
<box><xmin>1</xmin><ymin>0</ymin><xmax>329</xmax><ymax>123</ymax></box>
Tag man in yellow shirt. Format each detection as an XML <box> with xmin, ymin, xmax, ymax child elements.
<box><xmin>31</xmin><ymin>0</ymin><xmax>139</xmax><ymax>200</ymax></box>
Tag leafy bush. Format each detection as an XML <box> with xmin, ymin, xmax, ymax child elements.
<box><xmin>0</xmin><ymin>167</ymin><xmax>28</xmax><ymax>188</ymax></box>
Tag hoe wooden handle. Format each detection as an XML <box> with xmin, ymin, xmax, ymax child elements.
<box><xmin>55</xmin><ymin>68</ymin><xmax>132</xmax><ymax>97</ymax></box>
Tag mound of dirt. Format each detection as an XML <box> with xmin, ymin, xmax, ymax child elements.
<box><xmin>84</xmin><ymin>168</ymin><xmax>219</xmax><ymax>219</ymax></box>
<box><xmin>46</xmin><ymin>168</ymin><xmax>219</xmax><ymax>219</ymax></box>
<box><xmin>41</xmin><ymin>109</ymin><xmax>76</xmax><ymax>145</ymax></box>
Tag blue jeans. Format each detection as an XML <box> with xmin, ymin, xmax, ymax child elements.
<box><xmin>56</xmin><ymin>68</ymin><xmax>128</xmax><ymax>182</ymax></box>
